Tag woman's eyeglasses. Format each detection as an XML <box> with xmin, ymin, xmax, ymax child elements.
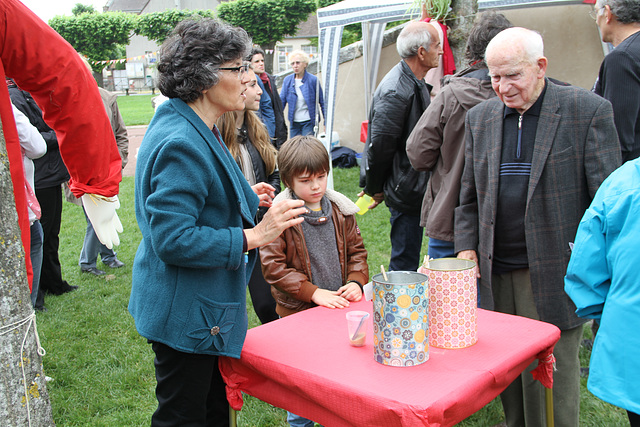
<box><xmin>219</xmin><ymin>64</ymin><xmax>250</xmax><ymax>79</ymax></box>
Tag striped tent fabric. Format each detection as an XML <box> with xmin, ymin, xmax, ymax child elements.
<box><xmin>317</xmin><ymin>0</ymin><xmax>419</xmax><ymax>153</ymax></box>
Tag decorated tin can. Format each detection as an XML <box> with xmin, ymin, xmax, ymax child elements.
<box><xmin>419</xmin><ymin>258</ymin><xmax>477</xmax><ymax>349</ymax></box>
<box><xmin>372</xmin><ymin>271</ymin><xmax>429</xmax><ymax>366</ymax></box>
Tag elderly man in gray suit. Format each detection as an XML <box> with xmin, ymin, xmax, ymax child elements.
<box><xmin>455</xmin><ymin>27</ymin><xmax>621</xmax><ymax>426</ymax></box>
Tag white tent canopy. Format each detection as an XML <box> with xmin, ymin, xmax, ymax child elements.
<box><xmin>316</xmin><ymin>0</ymin><xmax>586</xmax><ymax>149</ymax></box>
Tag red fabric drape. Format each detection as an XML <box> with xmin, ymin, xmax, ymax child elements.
<box><xmin>1</xmin><ymin>0</ymin><xmax>122</xmax><ymax>289</ymax></box>
<box><xmin>425</xmin><ymin>18</ymin><xmax>456</xmax><ymax>76</ymax></box>
<box><xmin>531</xmin><ymin>346</ymin><xmax>557</xmax><ymax>389</ymax></box>
<box><xmin>0</xmin><ymin>68</ymin><xmax>33</xmax><ymax>290</ymax></box>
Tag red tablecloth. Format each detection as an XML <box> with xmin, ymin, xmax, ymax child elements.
<box><xmin>219</xmin><ymin>300</ymin><xmax>560</xmax><ymax>427</ymax></box>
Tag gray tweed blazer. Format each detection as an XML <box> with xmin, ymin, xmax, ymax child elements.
<box><xmin>454</xmin><ymin>79</ymin><xmax>622</xmax><ymax>330</ymax></box>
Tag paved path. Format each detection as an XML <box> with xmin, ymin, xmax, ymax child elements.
<box><xmin>123</xmin><ymin>125</ymin><xmax>147</xmax><ymax>177</ymax></box>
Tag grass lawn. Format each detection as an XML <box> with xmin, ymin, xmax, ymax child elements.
<box><xmin>116</xmin><ymin>94</ymin><xmax>156</xmax><ymax>126</ymax></box>
<box><xmin>37</xmin><ymin>94</ymin><xmax>628</xmax><ymax>425</ymax></box>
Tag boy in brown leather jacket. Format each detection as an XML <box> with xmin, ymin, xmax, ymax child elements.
<box><xmin>260</xmin><ymin>135</ymin><xmax>369</xmax><ymax>318</ymax></box>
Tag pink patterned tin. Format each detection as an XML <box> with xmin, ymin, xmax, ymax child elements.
<box><xmin>419</xmin><ymin>258</ymin><xmax>477</xmax><ymax>349</ymax></box>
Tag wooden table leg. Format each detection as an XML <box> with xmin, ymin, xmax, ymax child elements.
<box><xmin>229</xmin><ymin>405</ymin><xmax>237</xmax><ymax>427</ymax></box>
<box><xmin>545</xmin><ymin>387</ymin><xmax>554</xmax><ymax>427</ymax></box>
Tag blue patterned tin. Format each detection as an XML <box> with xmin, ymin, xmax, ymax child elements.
<box><xmin>372</xmin><ymin>271</ymin><xmax>429</xmax><ymax>367</ymax></box>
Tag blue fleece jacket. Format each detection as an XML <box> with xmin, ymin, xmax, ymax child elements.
<box><xmin>280</xmin><ymin>70</ymin><xmax>325</xmax><ymax>128</ymax></box>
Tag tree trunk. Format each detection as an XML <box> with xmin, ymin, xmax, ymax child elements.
<box><xmin>0</xmin><ymin>121</ymin><xmax>54</xmax><ymax>426</ymax></box>
<box><xmin>448</xmin><ymin>0</ymin><xmax>479</xmax><ymax>71</ymax></box>
<box><xmin>263</xmin><ymin>42</ymin><xmax>277</xmax><ymax>75</ymax></box>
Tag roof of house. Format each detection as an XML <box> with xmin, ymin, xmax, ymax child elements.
<box><xmin>289</xmin><ymin>13</ymin><xmax>318</xmax><ymax>39</ymax></box>
<box><xmin>104</xmin><ymin>0</ymin><xmax>149</xmax><ymax>14</ymax></box>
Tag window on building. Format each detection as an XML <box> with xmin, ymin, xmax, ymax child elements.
<box><xmin>302</xmin><ymin>45</ymin><xmax>318</xmax><ymax>59</ymax></box>
<box><xmin>277</xmin><ymin>45</ymin><xmax>293</xmax><ymax>73</ymax></box>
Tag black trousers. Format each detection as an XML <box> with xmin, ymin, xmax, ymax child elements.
<box><xmin>629</xmin><ymin>410</ymin><xmax>640</xmax><ymax>427</ymax></box>
<box><xmin>35</xmin><ymin>185</ymin><xmax>68</xmax><ymax>295</ymax></box>
<box><xmin>151</xmin><ymin>342</ymin><xmax>229</xmax><ymax>427</ymax></box>
<box><xmin>247</xmin><ymin>250</ymin><xmax>278</xmax><ymax>324</ymax></box>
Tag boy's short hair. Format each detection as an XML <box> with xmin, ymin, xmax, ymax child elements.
<box><xmin>279</xmin><ymin>135</ymin><xmax>330</xmax><ymax>188</ymax></box>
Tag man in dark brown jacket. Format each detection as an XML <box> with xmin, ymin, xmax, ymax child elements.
<box><xmin>407</xmin><ymin>12</ymin><xmax>511</xmax><ymax>260</ymax></box>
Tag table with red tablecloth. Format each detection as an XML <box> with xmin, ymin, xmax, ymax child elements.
<box><xmin>219</xmin><ymin>300</ymin><xmax>560</xmax><ymax>427</ymax></box>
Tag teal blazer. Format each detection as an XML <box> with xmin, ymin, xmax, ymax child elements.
<box><xmin>129</xmin><ymin>98</ymin><xmax>259</xmax><ymax>357</ymax></box>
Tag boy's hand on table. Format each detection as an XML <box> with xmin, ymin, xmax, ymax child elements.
<box><xmin>311</xmin><ymin>288</ymin><xmax>350</xmax><ymax>309</ymax></box>
<box><xmin>338</xmin><ymin>282</ymin><xmax>362</xmax><ymax>302</ymax></box>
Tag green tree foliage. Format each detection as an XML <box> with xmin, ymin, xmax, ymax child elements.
<box><xmin>134</xmin><ymin>9</ymin><xmax>215</xmax><ymax>44</ymax></box>
<box><xmin>316</xmin><ymin>0</ymin><xmax>362</xmax><ymax>47</ymax></box>
<box><xmin>217</xmin><ymin>0</ymin><xmax>316</xmax><ymax>48</ymax></box>
<box><xmin>49</xmin><ymin>12</ymin><xmax>135</xmax><ymax>67</ymax></box>
<box><xmin>49</xmin><ymin>8</ymin><xmax>213</xmax><ymax>72</ymax></box>
<box><xmin>218</xmin><ymin>0</ymin><xmax>316</xmax><ymax>73</ymax></box>
<box><xmin>72</xmin><ymin>3</ymin><xmax>97</xmax><ymax>15</ymax></box>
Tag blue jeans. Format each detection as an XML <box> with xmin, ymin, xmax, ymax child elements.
<box><xmin>30</xmin><ymin>221</ymin><xmax>43</xmax><ymax>307</ymax></box>
<box><xmin>286</xmin><ymin>411</ymin><xmax>316</xmax><ymax>427</ymax></box>
<box><xmin>388</xmin><ymin>208</ymin><xmax>423</xmax><ymax>271</ymax></box>
<box><xmin>289</xmin><ymin>120</ymin><xmax>314</xmax><ymax>137</ymax></box>
<box><xmin>79</xmin><ymin>208</ymin><xmax>117</xmax><ymax>269</ymax></box>
<box><xmin>427</xmin><ymin>237</ymin><xmax>455</xmax><ymax>260</ymax></box>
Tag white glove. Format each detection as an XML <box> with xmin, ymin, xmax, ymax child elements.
<box><xmin>81</xmin><ymin>193</ymin><xmax>124</xmax><ymax>250</ymax></box>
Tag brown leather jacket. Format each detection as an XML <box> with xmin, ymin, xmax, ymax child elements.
<box><xmin>260</xmin><ymin>189</ymin><xmax>369</xmax><ymax>317</ymax></box>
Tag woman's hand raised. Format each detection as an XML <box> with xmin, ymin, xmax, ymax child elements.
<box><xmin>251</xmin><ymin>182</ymin><xmax>276</xmax><ymax>207</ymax></box>
<box><xmin>244</xmin><ymin>199</ymin><xmax>306</xmax><ymax>250</ymax></box>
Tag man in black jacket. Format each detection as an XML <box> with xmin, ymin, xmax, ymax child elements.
<box><xmin>360</xmin><ymin>21</ymin><xmax>442</xmax><ymax>271</ymax></box>
<box><xmin>8</xmin><ymin>78</ymin><xmax>78</xmax><ymax>309</ymax></box>
<box><xmin>250</xmin><ymin>47</ymin><xmax>288</xmax><ymax>150</ymax></box>
<box><xmin>592</xmin><ymin>0</ymin><xmax>640</xmax><ymax>162</ymax></box>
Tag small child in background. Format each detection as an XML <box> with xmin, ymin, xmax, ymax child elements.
<box><xmin>260</xmin><ymin>134</ymin><xmax>369</xmax><ymax>426</ymax></box>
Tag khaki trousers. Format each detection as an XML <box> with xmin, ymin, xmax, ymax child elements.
<box><xmin>492</xmin><ymin>269</ymin><xmax>582</xmax><ymax>427</ymax></box>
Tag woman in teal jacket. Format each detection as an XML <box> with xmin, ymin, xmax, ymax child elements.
<box><xmin>565</xmin><ymin>159</ymin><xmax>640</xmax><ymax>425</ymax></box>
<box><xmin>129</xmin><ymin>19</ymin><xmax>305</xmax><ymax>426</ymax></box>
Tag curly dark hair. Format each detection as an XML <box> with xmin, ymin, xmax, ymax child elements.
<box><xmin>157</xmin><ymin>18</ymin><xmax>251</xmax><ymax>103</ymax></box>
<box><xmin>465</xmin><ymin>11</ymin><xmax>512</xmax><ymax>64</ymax></box>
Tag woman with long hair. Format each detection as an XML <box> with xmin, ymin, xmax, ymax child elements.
<box><xmin>217</xmin><ymin>66</ymin><xmax>280</xmax><ymax>323</ymax></box>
